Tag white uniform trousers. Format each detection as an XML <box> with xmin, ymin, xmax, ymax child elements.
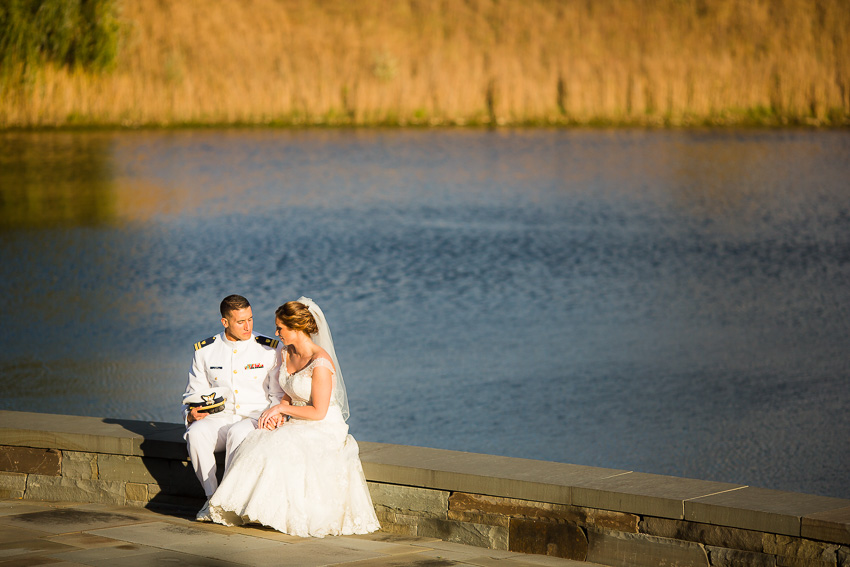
<box><xmin>185</xmin><ymin>413</ymin><xmax>257</xmax><ymax>497</ymax></box>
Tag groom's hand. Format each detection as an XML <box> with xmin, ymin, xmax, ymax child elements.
<box><xmin>187</xmin><ymin>407</ymin><xmax>208</xmax><ymax>424</ymax></box>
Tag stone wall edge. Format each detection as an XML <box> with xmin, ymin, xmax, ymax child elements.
<box><xmin>1</xmin><ymin>409</ymin><xmax>848</xmax><ymax>549</ymax></box>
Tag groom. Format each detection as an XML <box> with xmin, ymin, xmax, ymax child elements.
<box><xmin>182</xmin><ymin>294</ymin><xmax>284</xmax><ymax>521</ymax></box>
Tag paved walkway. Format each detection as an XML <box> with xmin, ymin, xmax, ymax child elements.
<box><xmin>0</xmin><ymin>499</ymin><xmax>603</xmax><ymax>567</ymax></box>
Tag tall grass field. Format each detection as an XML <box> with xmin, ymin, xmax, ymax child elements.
<box><xmin>1</xmin><ymin>0</ymin><xmax>848</xmax><ymax>128</ymax></box>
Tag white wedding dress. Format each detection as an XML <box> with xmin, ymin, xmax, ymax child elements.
<box><xmin>207</xmin><ymin>354</ymin><xmax>380</xmax><ymax>537</ymax></box>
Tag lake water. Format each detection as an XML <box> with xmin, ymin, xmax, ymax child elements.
<box><xmin>1</xmin><ymin>128</ymin><xmax>848</xmax><ymax>499</ymax></box>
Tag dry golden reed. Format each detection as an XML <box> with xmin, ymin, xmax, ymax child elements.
<box><xmin>2</xmin><ymin>0</ymin><xmax>849</xmax><ymax>128</ymax></box>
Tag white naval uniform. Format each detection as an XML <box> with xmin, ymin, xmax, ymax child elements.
<box><xmin>182</xmin><ymin>331</ymin><xmax>284</xmax><ymax>497</ymax></box>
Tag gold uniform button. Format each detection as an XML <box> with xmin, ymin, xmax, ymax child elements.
<box><xmin>233</xmin><ymin>349</ymin><xmax>238</xmax><ymax>353</ymax></box>
<box><xmin>233</xmin><ymin>370</ymin><xmax>237</xmax><ymax>374</ymax></box>
<box><xmin>214</xmin><ymin>377</ymin><xmax>218</xmax><ymax>381</ymax></box>
<box><xmin>234</xmin><ymin>389</ymin><xmax>239</xmax><ymax>394</ymax></box>
<box><xmin>236</xmin><ymin>404</ymin><xmax>240</xmax><ymax>409</ymax></box>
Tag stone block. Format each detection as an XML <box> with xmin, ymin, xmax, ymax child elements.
<box><xmin>0</xmin><ymin>411</ymin><xmax>140</xmax><ymax>455</ymax></box>
<box><xmin>776</xmin><ymin>558</ymin><xmax>838</xmax><ymax>567</ymax></box>
<box><xmin>0</xmin><ymin>410</ymin><xmax>188</xmax><ymax>459</ymax></box>
<box><xmin>125</xmin><ymin>482</ymin><xmax>148</xmax><ymax>502</ymax></box>
<box><xmin>686</xmin><ymin>487</ymin><xmax>850</xmax><ymax>537</ymax></box>
<box><xmin>61</xmin><ymin>451</ymin><xmax>97</xmax><ymax>480</ymax></box>
<box><xmin>764</xmin><ymin>534</ymin><xmax>839</xmax><ymax>566</ymax></box>
<box><xmin>573</xmin><ymin>472</ymin><xmax>742</xmax><ymax>520</ymax></box>
<box><xmin>706</xmin><ymin>545</ymin><xmax>777</xmax><ymax>567</ymax></box>
<box><xmin>0</xmin><ymin>471</ymin><xmax>27</xmax><ymax>499</ymax></box>
<box><xmin>641</xmin><ymin>516</ymin><xmax>765</xmax><ymax>552</ymax></box>
<box><xmin>838</xmin><ymin>546</ymin><xmax>849</xmax><ymax>567</ymax></box>
<box><xmin>134</xmin><ymin>424</ymin><xmax>192</xmax><ymax>461</ymax></box>
<box><xmin>586</xmin><ymin>527</ymin><xmax>710</xmax><ymax>567</ymax></box>
<box><xmin>379</xmin><ymin>523</ymin><xmax>417</xmax><ymax>536</ymax></box>
<box><xmin>416</xmin><ymin>517</ymin><xmax>508</xmax><ymax>550</ymax></box>
<box><xmin>367</xmin><ymin>482</ymin><xmax>449</xmax><ymax>517</ymax></box>
<box><xmin>448</xmin><ymin>509</ymin><xmax>510</xmax><ymax>527</ymax></box>
<box><xmin>0</xmin><ymin>445</ymin><xmax>61</xmax><ymax>475</ymax></box>
<box><xmin>0</xmin><ymin>470</ymin><xmax>27</xmax><ymax>489</ymax></box>
<box><xmin>508</xmin><ymin>517</ymin><xmax>587</xmax><ymax>560</ymax></box>
<box><xmin>0</xmin><ymin>487</ymin><xmax>24</xmax><ymax>499</ymax></box>
<box><xmin>451</xmin><ymin>492</ymin><xmax>563</xmax><ymax>518</ymax></box>
<box><xmin>450</xmin><ymin>492</ymin><xmax>638</xmax><ymax>532</ymax></box>
<box><xmin>359</xmin><ymin>442</ymin><xmax>625</xmax><ymax>505</ymax></box>
<box><xmin>582</xmin><ymin>507</ymin><xmax>641</xmax><ymax>533</ymax></box>
<box><xmin>374</xmin><ymin>507</ymin><xmax>418</xmax><ymax>536</ymax></box>
<box><xmin>24</xmin><ymin>474</ymin><xmax>124</xmax><ymax>505</ymax></box>
<box><xmin>96</xmin><ymin>454</ymin><xmax>200</xmax><ymax>497</ymax></box>
<box><xmin>803</xmin><ymin>506</ymin><xmax>850</xmax><ymax>545</ymax></box>
<box><xmin>96</xmin><ymin>454</ymin><xmax>158</xmax><ymax>484</ymax></box>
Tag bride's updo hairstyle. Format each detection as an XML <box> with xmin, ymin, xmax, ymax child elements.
<box><xmin>275</xmin><ymin>301</ymin><xmax>319</xmax><ymax>335</ymax></box>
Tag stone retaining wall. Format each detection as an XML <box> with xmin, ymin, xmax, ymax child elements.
<box><xmin>1</xmin><ymin>410</ymin><xmax>848</xmax><ymax>567</ymax></box>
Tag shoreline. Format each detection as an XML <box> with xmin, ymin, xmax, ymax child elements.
<box><xmin>3</xmin><ymin>120</ymin><xmax>849</xmax><ymax>133</ymax></box>
<box><xmin>2</xmin><ymin>0</ymin><xmax>847</xmax><ymax>130</ymax></box>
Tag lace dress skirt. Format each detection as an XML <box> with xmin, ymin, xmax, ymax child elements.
<box><xmin>208</xmin><ymin>405</ymin><xmax>380</xmax><ymax>537</ymax></box>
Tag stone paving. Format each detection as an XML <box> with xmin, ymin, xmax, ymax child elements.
<box><xmin>0</xmin><ymin>499</ymin><xmax>604</xmax><ymax>566</ymax></box>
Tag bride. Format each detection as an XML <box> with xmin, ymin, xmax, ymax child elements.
<box><xmin>207</xmin><ymin>297</ymin><xmax>380</xmax><ymax>537</ymax></box>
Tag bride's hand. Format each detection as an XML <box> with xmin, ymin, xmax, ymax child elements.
<box><xmin>259</xmin><ymin>407</ymin><xmax>280</xmax><ymax>430</ymax></box>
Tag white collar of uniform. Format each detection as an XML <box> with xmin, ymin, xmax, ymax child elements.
<box><xmin>220</xmin><ymin>332</ymin><xmax>255</xmax><ymax>350</ymax></box>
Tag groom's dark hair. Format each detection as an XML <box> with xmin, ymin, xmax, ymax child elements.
<box><xmin>220</xmin><ymin>295</ymin><xmax>251</xmax><ymax>318</ymax></box>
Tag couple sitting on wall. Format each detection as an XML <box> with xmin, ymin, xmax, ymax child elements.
<box><xmin>182</xmin><ymin>294</ymin><xmax>380</xmax><ymax>537</ymax></box>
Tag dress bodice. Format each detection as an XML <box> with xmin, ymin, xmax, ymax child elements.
<box><xmin>280</xmin><ymin>353</ymin><xmax>337</xmax><ymax>407</ymax></box>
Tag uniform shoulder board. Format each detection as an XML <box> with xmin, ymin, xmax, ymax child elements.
<box><xmin>194</xmin><ymin>335</ymin><xmax>217</xmax><ymax>351</ymax></box>
<box><xmin>255</xmin><ymin>335</ymin><xmax>279</xmax><ymax>349</ymax></box>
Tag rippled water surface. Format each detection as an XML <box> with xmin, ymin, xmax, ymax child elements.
<box><xmin>1</xmin><ymin>128</ymin><xmax>848</xmax><ymax>498</ymax></box>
